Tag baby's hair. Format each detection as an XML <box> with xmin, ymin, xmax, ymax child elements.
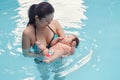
<box><xmin>72</xmin><ymin>34</ymin><xmax>80</xmax><ymax>48</ymax></box>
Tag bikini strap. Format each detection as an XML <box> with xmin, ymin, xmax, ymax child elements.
<box><xmin>34</xmin><ymin>26</ymin><xmax>55</xmax><ymax>41</ymax></box>
<box><xmin>34</xmin><ymin>25</ymin><xmax>56</xmax><ymax>48</ymax></box>
<box><xmin>47</xmin><ymin>26</ymin><xmax>56</xmax><ymax>48</ymax></box>
<box><xmin>48</xmin><ymin>25</ymin><xmax>55</xmax><ymax>34</ymax></box>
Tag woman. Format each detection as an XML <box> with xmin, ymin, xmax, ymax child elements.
<box><xmin>22</xmin><ymin>2</ymin><xmax>65</xmax><ymax>58</ymax></box>
<box><xmin>22</xmin><ymin>2</ymin><xmax>66</xmax><ymax>80</ymax></box>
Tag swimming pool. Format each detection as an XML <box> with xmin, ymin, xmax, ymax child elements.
<box><xmin>0</xmin><ymin>0</ymin><xmax>120</xmax><ymax>80</ymax></box>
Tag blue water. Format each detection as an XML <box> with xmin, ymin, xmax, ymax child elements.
<box><xmin>67</xmin><ymin>0</ymin><xmax>120</xmax><ymax>80</ymax></box>
<box><xmin>0</xmin><ymin>0</ymin><xmax>120</xmax><ymax>80</ymax></box>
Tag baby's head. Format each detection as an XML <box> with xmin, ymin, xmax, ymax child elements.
<box><xmin>68</xmin><ymin>34</ymin><xmax>80</xmax><ymax>48</ymax></box>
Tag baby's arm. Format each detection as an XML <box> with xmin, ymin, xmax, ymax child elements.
<box><xmin>51</xmin><ymin>37</ymin><xmax>64</xmax><ymax>46</ymax></box>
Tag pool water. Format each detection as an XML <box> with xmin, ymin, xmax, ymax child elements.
<box><xmin>0</xmin><ymin>0</ymin><xmax>120</xmax><ymax>80</ymax></box>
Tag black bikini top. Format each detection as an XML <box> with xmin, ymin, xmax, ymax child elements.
<box><xmin>34</xmin><ymin>26</ymin><xmax>57</xmax><ymax>49</ymax></box>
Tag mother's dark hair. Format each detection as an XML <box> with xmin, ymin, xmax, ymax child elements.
<box><xmin>27</xmin><ymin>2</ymin><xmax>54</xmax><ymax>27</ymax></box>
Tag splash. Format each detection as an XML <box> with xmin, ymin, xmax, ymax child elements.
<box><xmin>57</xmin><ymin>50</ymin><xmax>93</xmax><ymax>77</ymax></box>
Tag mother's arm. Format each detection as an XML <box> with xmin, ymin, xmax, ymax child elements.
<box><xmin>22</xmin><ymin>30</ymin><xmax>41</xmax><ymax>57</ymax></box>
<box><xmin>53</xmin><ymin>20</ymin><xmax>65</xmax><ymax>37</ymax></box>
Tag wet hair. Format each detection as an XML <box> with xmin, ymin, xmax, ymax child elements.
<box><xmin>72</xmin><ymin>34</ymin><xmax>80</xmax><ymax>48</ymax></box>
<box><xmin>27</xmin><ymin>2</ymin><xmax>54</xmax><ymax>27</ymax></box>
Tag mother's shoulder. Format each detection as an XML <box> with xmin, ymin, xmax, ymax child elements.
<box><xmin>23</xmin><ymin>25</ymin><xmax>34</xmax><ymax>36</ymax></box>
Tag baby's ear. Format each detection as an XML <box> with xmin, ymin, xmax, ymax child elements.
<box><xmin>71</xmin><ymin>41</ymin><xmax>76</xmax><ymax>47</ymax></box>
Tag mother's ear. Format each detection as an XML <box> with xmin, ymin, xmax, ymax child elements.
<box><xmin>35</xmin><ymin>15</ymin><xmax>39</xmax><ymax>19</ymax></box>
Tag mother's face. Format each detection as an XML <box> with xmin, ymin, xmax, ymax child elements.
<box><xmin>40</xmin><ymin>13</ymin><xmax>54</xmax><ymax>27</ymax></box>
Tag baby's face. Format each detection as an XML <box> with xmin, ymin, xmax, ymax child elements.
<box><xmin>65</xmin><ymin>34</ymin><xmax>76</xmax><ymax>43</ymax></box>
<box><xmin>67</xmin><ymin>35</ymin><xmax>75</xmax><ymax>40</ymax></box>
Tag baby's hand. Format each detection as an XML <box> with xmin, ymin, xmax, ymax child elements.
<box><xmin>58</xmin><ymin>37</ymin><xmax>64</xmax><ymax>42</ymax></box>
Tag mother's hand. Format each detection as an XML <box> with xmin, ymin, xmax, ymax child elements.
<box><xmin>36</xmin><ymin>41</ymin><xmax>46</xmax><ymax>51</ymax></box>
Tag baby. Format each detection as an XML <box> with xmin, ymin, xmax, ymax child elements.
<box><xmin>36</xmin><ymin>34</ymin><xmax>79</xmax><ymax>63</ymax></box>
